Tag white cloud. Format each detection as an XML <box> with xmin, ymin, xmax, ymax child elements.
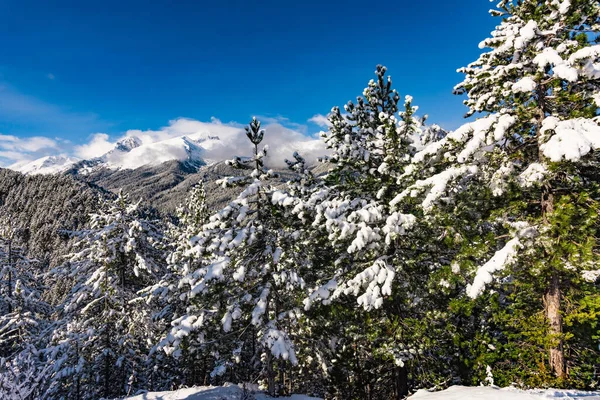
<box><xmin>0</xmin><ymin>79</ymin><xmax>329</xmax><ymax>170</ymax></box>
<box><xmin>0</xmin><ymin>134</ymin><xmax>60</xmax><ymax>166</ymax></box>
<box><xmin>255</xmin><ymin>115</ymin><xmax>308</xmax><ymax>134</ymax></box>
<box><xmin>3</xmin><ymin>116</ymin><xmax>330</xmax><ymax>170</ymax></box>
<box><xmin>260</xmin><ymin>123</ymin><xmax>327</xmax><ymax>167</ymax></box>
<box><xmin>73</xmin><ymin>133</ymin><xmax>115</xmax><ymax>159</ymax></box>
<box><xmin>0</xmin><ymin>135</ymin><xmax>18</xmax><ymax>144</ymax></box>
<box><xmin>308</xmin><ymin>114</ymin><xmax>331</xmax><ymax>128</ymax></box>
<box><xmin>116</xmin><ymin>117</ymin><xmax>328</xmax><ymax>169</ymax></box>
<box><xmin>18</xmin><ymin>137</ymin><xmax>58</xmax><ymax>152</ymax></box>
<box><xmin>0</xmin><ymin>151</ymin><xmax>31</xmax><ymax>163</ymax></box>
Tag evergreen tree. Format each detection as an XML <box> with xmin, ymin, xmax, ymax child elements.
<box><xmin>400</xmin><ymin>0</ymin><xmax>600</xmax><ymax>386</ymax></box>
<box><xmin>288</xmin><ymin>66</ymin><xmax>455</xmax><ymax>397</ymax></box>
<box><xmin>160</xmin><ymin>119</ymin><xmax>310</xmax><ymax>396</ymax></box>
<box><xmin>0</xmin><ymin>218</ymin><xmax>49</xmax><ymax>358</ymax></box>
<box><xmin>45</xmin><ymin>192</ymin><xmax>164</xmax><ymax>399</ymax></box>
<box><xmin>0</xmin><ymin>345</ymin><xmax>51</xmax><ymax>400</ymax></box>
<box><xmin>143</xmin><ymin>181</ymin><xmax>212</xmax><ymax>388</ymax></box>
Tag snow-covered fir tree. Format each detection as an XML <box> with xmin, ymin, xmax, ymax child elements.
<box><xmin>0</xmin><ymin>345</ymin><xmax>51</xmax><ymax>400</ymax></box>
<box><xmin>302</xmin><ymin>65</ymin><xmax>418</xmax><ymax>313</ymax></box>
<box><xmin>399</xmin><ymin>0</ymin><xmax>600</xmax><ymax>386</ymax></box>
<box><xmin>142</xmin><ymin>181</ymin><xmax>211</xmax><ymax>388</ymax></box>
<box><xmin>45</xmin><ymin>192</ymin><xmax>165</xmax><ymax>399</ymax></box>
<box><xmin>281</xmin><ymin>66</ymin><xmax>456</xmax><ymax>398</ymax></box>
<box><xmin>159</xmin><ymin>119</ymin><xmax>311</xmax><ymax>396</ymax></box>
<box><xmin>0</xmin><ymin>219</ymin><xmax>49</xmax><ymax>359</ymax></box>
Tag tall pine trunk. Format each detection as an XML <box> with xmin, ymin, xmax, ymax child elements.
<box><xmin>104</xmin><ymin>327</ymin><xmax>111</xmax><ymax>398</ymax></box>
<box><xmin>541</xmin><ymin>191</ymin><xmax>565</xmax><ymax>378</ymax></box>
<box><xmin>537</xmin><ymin>84</ymin><xmax>565</xmax><ymax>379</ymax></box>
<box><xmin>395</xmin><ymin>365</ymin><xmax>408</xmax><ymax>399</ymax></box>
<box><xmin>544</xmin><ymin>272</ymin><xmax>565</xmax><ymax>378</ymax></box>
<box><xmin>264</xmin><ymin>296</ymin><xmax>276</xmax><ymax>396</ymax></box>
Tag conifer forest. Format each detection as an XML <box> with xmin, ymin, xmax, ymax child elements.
<box><xmin>0</xmin><ymin>1</ymin><xmax>599</xmax><ymax>399</ymax></box>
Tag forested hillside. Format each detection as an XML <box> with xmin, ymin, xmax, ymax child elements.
<box><xmin>67</xmin><ymin>159</ymin><xmax>331</xmax><ymax>215</ymax></box>
<box><xmin>0</xmin><ymin>1</ymin><xmax>599</xmax><ymax>399</ymax></box>
<box><xmin>0</xmin><ymin>168</ymin><xmax>109</xmax><ymax>266</ymax></box>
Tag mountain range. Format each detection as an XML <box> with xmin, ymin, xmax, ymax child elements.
<box><xmin>2</xmin><ymin>130</ymin><xmax>331</xmax><ymax>216</ymax></box>
<box><xmin>9</xmin><ymin>133</ymin><xmax>220</xmax><ymax>175</ymax></box>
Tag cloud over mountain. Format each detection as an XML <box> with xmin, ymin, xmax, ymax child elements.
<box><xmin>3</xmin><ymin>117</ymin><xmax>329</xmax><ymax>170</ymax></box>
<box><xmin>0</xmin><ymin>134</ymin><xmax>60</xmax><ymax>164</ymax></box>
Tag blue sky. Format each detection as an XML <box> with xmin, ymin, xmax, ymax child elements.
<box><xmin>0</xmin><ymin>0</ymin><xmax>496</xmax><ymax>165</ymax></box>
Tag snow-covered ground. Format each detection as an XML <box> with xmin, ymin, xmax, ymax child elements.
<box><xmin>124</xmin><ymin>384</ymin><xmax>600</xmax><ymax>400</ymax></box>
<box><xmin>410</xmin><ymin>385</ymin><xmax>600</xmax><ymax>399</ymax></box>
<box><xmin>125</xmin><ymin>383</ymin><xmax>322</xmax><ymax>400</ymax></box>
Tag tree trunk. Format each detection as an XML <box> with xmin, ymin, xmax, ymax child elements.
<box><xmin>541</xmin><ymin>192</ymin><xmax>565</xmax><ymax>378</ymax></box>
<box><xmin>75</xmin><ymin>341</ymin><xmax>81</xmax><ymax>400</ymax></box>
<box><xmin>266</xmin><ymin>351</ymin><xmax>275</xmax><ymax>396</ymax></box>
<box><xmin>264</xmin><ymin>294</ymin><xmax>276</xmax><ymax>396</ymax></box>
<box><xmin>544</xmin><ymin>272</ymin><xmax>565</xmax><ymax>378</ymax></box>
<box><xmin>104</xmin><ymin>328</ymin><xmax>111</xmax><ymax>398</ymax></box>
<box><xmin>395</xmin><ymin>365</ymin><xmax>408</xmax><ymax>399</ymax></box>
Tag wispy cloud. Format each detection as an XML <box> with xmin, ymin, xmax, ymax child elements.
<box><xmin>73</xmin><ymin>133</ymin><xmax>115</xmax><ymax>159</ymax></box>
<box><xmin>0</xmin><ymin>76</ymin><xmax>333</xmax><ymax>170</ymax></box>
<box><xmin>254</xmin><ymin>114</ymin><xmax>309</xmax><ymax>135</ymax></box>
<box><xmin>308</xmin><ymin>114</ymin><xmax>331</xmax><ymax>128</ymax></box>
<box><xmin>0</xmin><ymin>134</ymin><xmax>60</xmax><ymax>166</ymax></box>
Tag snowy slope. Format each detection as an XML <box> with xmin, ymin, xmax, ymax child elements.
<box><xmin>409</xmin><ymin>386</ymin><xmax>600</xmax><ymax>399</ymax></box>
<box><xmin>125</xmin><ymin>383</ymin><xmax>322</xmax><ymax>400</ymax></box>
<box><xmin>9</xmin><ymin>155</ymin><xmax>80</xmax><ymax>175</ymax></box>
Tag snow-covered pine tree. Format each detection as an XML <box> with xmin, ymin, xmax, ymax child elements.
<box><xmin>142</xmin><ymin>181</ymin><xmax>211</xmax><ymax>388</ymax></box>
<box><xmin>177</xmin><ymin>182</ymin><xmax>210</xmax><ymax>234</ymax></box>
<box><xmin>288</xmin><ymin>66</ymin><xmax>454</xmax><ymax>397</ymax></box>
<box><xmin>268</xmin><ymin>151</ymin><xmax>334</xmax><ymax>397</ymax></box>
<box><xmin>45</xmin><ymin>192</ymin><xmax>164</xmax><ymax>399</ymax></box>
<box><xmin>0</xmin><ymin>345</ymin><xmax>51</xmax><ymax>400</ymax></box>
<box><xmin>303</xmin><ymin>66</ymin><xmax>418</xmax><ymax>312</ymax></box>
<box><xmin>398</xmin><ymin>0</ymin><xmax>600</xmax><ymax>386</ymax></box>
<box><xmin>0</xmin><ymin>219</ymin><xmax>49</xmax><ymax>359</ymax></box>
<box><xmin>160</xmin><ymin>119</ymin><xmax>309</xmax><ymax>396</ymax></box>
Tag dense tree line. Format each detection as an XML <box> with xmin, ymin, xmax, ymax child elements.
<box><xmin>0</xmin><ymin>1</ymin><xmax>599</xmax><ymax>398</ymax></box>
<box><xmin>0</xmin><ymin>168</ymin><xmax>109</xmax><ymax>266</ymax></box>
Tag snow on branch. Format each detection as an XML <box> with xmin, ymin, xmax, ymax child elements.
<box><xmin>391</xmin><ymin>165</ymin><xmax>479</xmax><ymax>212</ymax></box>
<box><xmin>540</xmin><ymin>117</ymin><xmax>600</xmax><ymax>162</ymax></box>
<box><xmin>303</xmin><ymin>278</ymin><xmax>338</xmax><ymax>310</ymax></box>
<box><xmin>412</xmin><ymin>113</ymin><xmax>515</xmax><ymax>164</ymax></box>
<box><xmin>262</xmin><ymin>325</ymin><xmax>298</xmax><ymax>365</ymax></box>
<box><xmin>344</xmin><ymin>258</ymin><xmax>395</xmax><ymax>311</ymax></box>
<box><xmin>467</xmin><ymin>223</ymin><xmax>537</xmax><ymax>298</ymax></box>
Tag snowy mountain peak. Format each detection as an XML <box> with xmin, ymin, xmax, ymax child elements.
<box><xmin>8</xmin><ymin>155</ymin><xmax>80</xmax><ymax>175</ymax></box>
<box><xmin>101</xmin><ymin>135</ymin><xmax>206</xmax><ymax>170</ymax></box>
<box><xmin>114</xmin><ymin>136</ymin><xmax>143</xmax><ymax>153</ymax></box>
